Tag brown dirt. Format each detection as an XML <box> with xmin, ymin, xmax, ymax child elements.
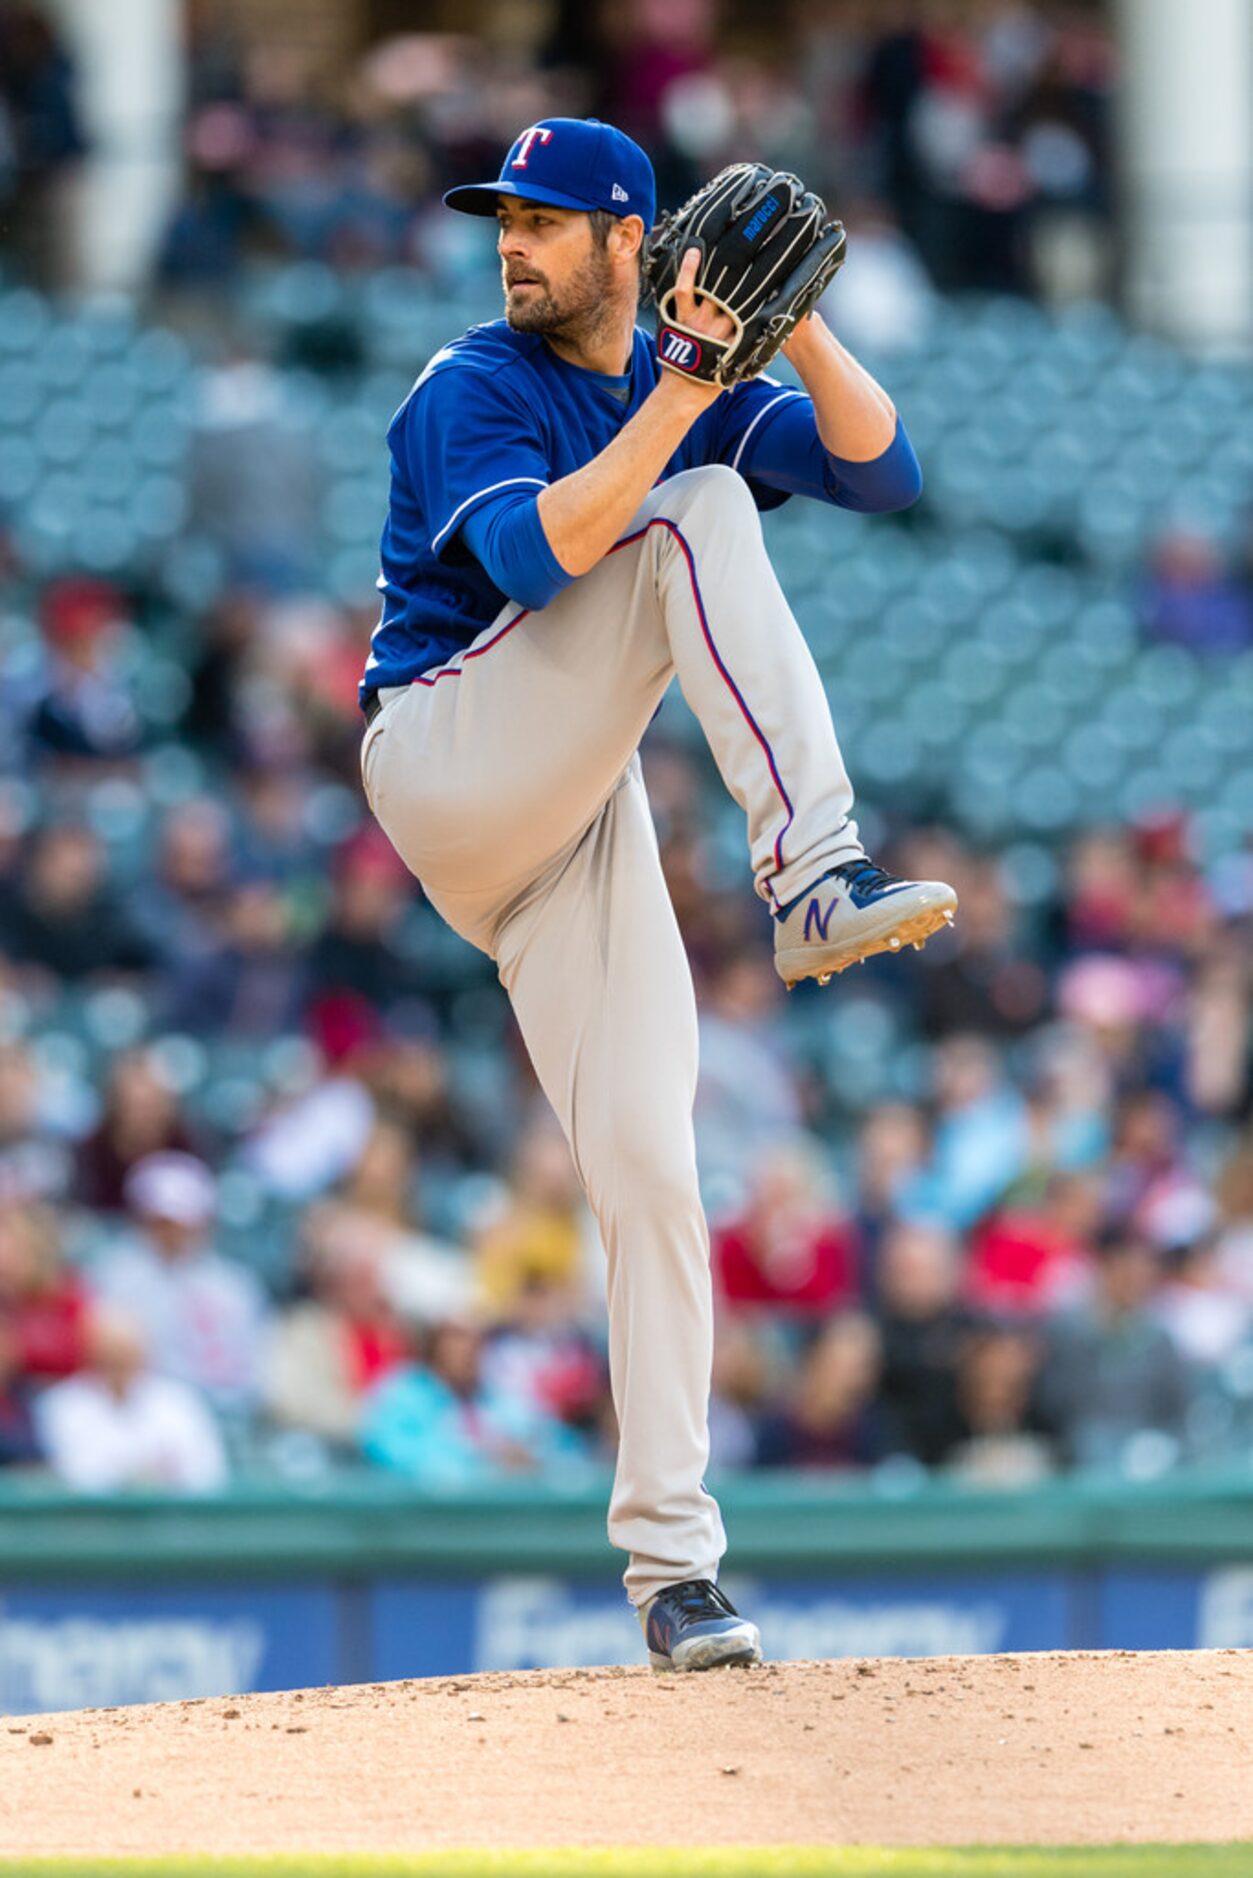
<box><xmin>1</xmin><ymin>1650</ymin><xmax>1251</xmax><ymax>1856</ymax></box>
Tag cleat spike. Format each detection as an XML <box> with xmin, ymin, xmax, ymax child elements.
<box><xmin>888</xmin><ymin>936</ymin><xmax>901</xmax><ymax>950</ymax></box>
<box><xmin>913</xmin><ymin>940</ymin><xmax>925</xmax><ymax>951</ymax></box>
<box><xmin>818</xmin><ymin>973</ymin><xmax>831</xmax><ymax>986</ymax></box>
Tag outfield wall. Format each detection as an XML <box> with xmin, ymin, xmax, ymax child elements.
<box><xmin>1</xmin><ymin>1469</ymin><xmax>1252</xmax><ymax>1713</ymax></box>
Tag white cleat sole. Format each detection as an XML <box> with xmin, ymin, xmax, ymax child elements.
<box><xmin>648</xmin><ymin>1625</ymin><xmax>764</xmax><ymax>1674</ymax></box>
<box><xmin>775</xmin><ymin>886</ymin><xmax>958</xmax><ymax>990</ymax></box>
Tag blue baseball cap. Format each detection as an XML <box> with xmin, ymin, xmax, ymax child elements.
<box><xmin>443</xmin><ymin>118</ymin><xmax>656</xmax><ymax>230</ymax></box>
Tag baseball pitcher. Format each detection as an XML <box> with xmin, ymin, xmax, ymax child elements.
<box><xmin>359</xmin><ymin>119</ymin><xmax>956</xmax><ymax>1671</ymax></box>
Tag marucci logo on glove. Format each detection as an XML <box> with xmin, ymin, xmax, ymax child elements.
<box><xmin>658</xmin><ymin>327</ymin><xmax>703</xmax><ymax>373</ymax></box>
<box><xmin>742</xmin><ymin>195</ymin><xmax>781</xmax><ymax>243</ymax></box>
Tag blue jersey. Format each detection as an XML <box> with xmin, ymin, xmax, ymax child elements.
<box><xmin>362</xmin><ymin>319</ymin><xmax>918</xmax><ymax>700</ymax></box>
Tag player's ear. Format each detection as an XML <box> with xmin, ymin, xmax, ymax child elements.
<box><xmin>611</xmin><ymin>214</ymin><xmax>645</xmax><ymax>266</ymax></box>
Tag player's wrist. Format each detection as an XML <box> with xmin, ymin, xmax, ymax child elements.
<box><xmin>781</xmin><ymin>309</ymin><xmax>829</xmax><ymax>366</ymax></box>
<box><xmin>651</xmin><ymin>369</ymin><xmax>722</xmax><ymax>419</ymax></box>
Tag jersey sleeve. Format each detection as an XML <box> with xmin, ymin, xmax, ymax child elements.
<box><xmin>714</xmin><ymin>379</ymin><xmax>923</xmax><ymax>514</ymax></box>
<box><xmin>390</xmin><ymin>362</ymin><xmax>555</xmax><ymax>561</ymax></box>
<box><xmin>460</xmin><ymin>488</ymin><xmax>573</xmax><ymax>613</ymax></box>
<box><xmin>708</xmin><ymin>378</ymin><xmax>811</xmax><ymax>512</ymax></box>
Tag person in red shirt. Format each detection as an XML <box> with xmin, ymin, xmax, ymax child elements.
<box><xmin>713</xmin><ymin>1142</ymin><xmax>857</xmax><ymax>1318</ymax></box>
<box><xmin>0</xmin><ymin>1202</ymin><xmax>89</xmax><ymax>1380</ymax></box>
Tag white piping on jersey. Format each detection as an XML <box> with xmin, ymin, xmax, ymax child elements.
<box><xmin>730</xmin><ymin>389</ymin><xmax>804</xmax><ymax>474</ymax></box>
<box><xmin>430</xmin><ymin>476</ymin><xmax>548</xmax><ymax>555</ymax></box>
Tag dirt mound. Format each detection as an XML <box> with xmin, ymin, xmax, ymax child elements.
<box><xmin>1</xmin><ymin>1649</ymin><xmax>1250</xmax><ymax>1856</ymax></box>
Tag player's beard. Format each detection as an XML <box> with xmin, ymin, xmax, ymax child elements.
<box><xmin>503</xmin><ymin>247</ymin><xmax>617</xmax><ymax>349</ymax></box>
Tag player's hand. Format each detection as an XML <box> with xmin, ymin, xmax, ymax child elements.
<box><xmin>654</xmin><ymin>247</ymin><xmax>736</xmax><ymax>409</ymax></box>
<box><xmin>673</xmin><ymin>246</ymin><xmax>736</xmax><ymax>347</ymax></box>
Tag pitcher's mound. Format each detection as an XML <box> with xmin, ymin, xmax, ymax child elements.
<box><xmin>2</xmin><ymin>1649</ymin><xmax>1251</xmax><ymax>1857</ymax></box>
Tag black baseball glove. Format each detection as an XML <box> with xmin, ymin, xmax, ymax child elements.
<box><xmin>646</xmin><ymin>163</ymin><xmax>847</xmax><ymax>388</ymax></box>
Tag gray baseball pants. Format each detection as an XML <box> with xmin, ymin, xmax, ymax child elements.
<box><xmin>361</xmin><ymin>464</ymin><xmax>862</xmax><ymax>1604</ymax></box>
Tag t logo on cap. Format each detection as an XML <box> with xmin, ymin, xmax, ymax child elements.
<box><xmin>512</xmin><ymin>126</ymin><xmax>554</xmax><ymax>169</ymax></box>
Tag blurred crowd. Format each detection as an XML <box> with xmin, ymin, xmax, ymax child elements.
<box><xmin>0</xmin><ymin>538</ymin><xmax>1250</xmax><ymax>1493</ymax></box>
<box><xmin>2</xmin><ymin>0</ymin><xmax>1115</xmax><ymax>306</ymax></box>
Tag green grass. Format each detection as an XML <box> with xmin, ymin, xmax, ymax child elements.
<box><xmin>3</xmin><ymin>1849</ymin><xmax>1251</xmax><ymax>1878</ymax></box>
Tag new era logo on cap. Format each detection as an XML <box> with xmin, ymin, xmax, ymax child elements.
<box><xmin>612</xmin><ymin>183</ymin><xmax>629</xmax><ymax>202</ymax></box>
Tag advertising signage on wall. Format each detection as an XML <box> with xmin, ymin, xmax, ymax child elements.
<box><xmin>6</xmin><ymin>1563</ymin><xmax>1251</xmax><ymax>1714</ymax></box>
<box><xmin>0</xmin><ymin>1585</ymin><xmax>338</xmax><ymax>1715</ymax></box>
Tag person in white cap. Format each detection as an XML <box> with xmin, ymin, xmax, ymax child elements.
<box><xmin>90</xmin><ymin>1151</ymin><xmax>269</xmax><ymax>1419</ymax></box>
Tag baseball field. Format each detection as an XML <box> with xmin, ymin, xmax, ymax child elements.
<box><xmin>2</xmin><ymin>1649</ymin><xmax>1251</xmax><ymax>1874</ymax></box>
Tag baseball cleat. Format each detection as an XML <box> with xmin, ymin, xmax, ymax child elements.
<box><xmin>640</xmin><ymin>1579</ymin><xmax>764</xmax><ymax>1673</ymax></box>
<box><xmin>773</xmin><ymin>858</ymin><xmax>957</xmax><ymax>989</ymax></box>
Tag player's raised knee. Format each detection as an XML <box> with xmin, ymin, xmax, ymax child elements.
<box><xmin>659</xmin><ymin>462</ymin><xmax>761</xmax><ymax>529</ymax></box>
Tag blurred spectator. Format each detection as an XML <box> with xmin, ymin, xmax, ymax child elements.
<box><xmin>754</xmin><ymin>1313</ymin><xmax>885</xmax><ymax>1469</ymax></box>
<box><xmin>1214</xmin><ymin>1138</ymin><xmax>1253</xmax><ymax>1309</ymax></box>
<box><xmin>1184</xmin><ymin>940</ymin><xmax>1252</xmax><ymax>1119</ymax></box>
<box><xmin>361</xmin><ymin>1310</ymin><xmax>589</xmax><ymax>1486</ymax></box>
<box><xmin>91</xmin><ymin>1152</ymin><xmax>269</xmax><ymax>1417</ymax></box>
<box><xmin>965</xmin><ymin>1172</ymin><xmax>1096</xmax><ymax>1318</ymax></box>
<box><xmin>1062</xmin><ymin>830</ymin><xmax>1141</xmax><ymax>953</ymax></box>
<box><xmin>695</xmin><ymin>946</ymin><xmax>805</xmax><ymax>1220</ymax></box>
<box><xmin>25</xmin><ymin>578</ymin><xmax>143</xmax><ymax>761</ymax></box>
<box><xmin>713</xmin><ymin>1141</ymin><xmax>857</xmax><ymax>1319</ymax></box>
<box><xmin>0</xmin><ymin>1318</ymin><xmax>38</xmax><ymax>1467</ymax></box>
<box><xmin>77</xmin><ymin>1049</ymin><xmax>198</xmax><ymax>1212</ymax></box>
<box><xmin>33</xmin><ymin>1306</ymin><xmax>228</xmax><ymax>1492</ymax></box>
<box><xmin>479</xmin><ymin>1272</ymin><xmax>607</xmax><ymax>1440</ymax></box>
<box><xmin>1039</xmin><ymin>1229</ymin><xmax>1195</xmax><ymax>1470</ymax></box>
<box><xmin>160</xmin><ymin>874</ymin><xmax>304</xmax><ymax>1037</ymax></box>
<box><xmin>264</xmin><ymin>1202</ymin><xmax>412</xmax><ymax>1451</ymax></box>
<box><xmin>304</xmin><ymin>825</ymin><xmax>424</xmax><ymax>1017</ymax></box>
<box><xmin>875</xmin><ymin>1217</ymin><xmax>971</xmax><ymax>1466</ymax></box>
<box><xmin>1104</xmin><ymin>1089</ymin><xmax>1191</xmax><ymax>1227</ymax></box>
<box><xmin>185</xmin><ymin>349</ymin><xmax>325</xmax><ymax>591</ymax></box>
<box><xmin>1139</xmin><ymin>528</ymin><xmax>1252</xmax><ymax>656</ymax></box>
<box><xmin>0</xmin><ymin>1043</ymin><xmax>74</xmax><ymax>1205</ymax></box>
<box><xmin>944</xmin><ymin>1321</ymin><xmax>1054</xmax><ymax>1484</ymax></box>
<box><xmin>915</xmin><ymin>857</ymin><xmax>1048</xmax><ymax>1040</ymax></box>
<box><xmin>475</xmin><ymin>1119</ymin><xmax>598</xmax><ymax>1323</ymax></box>
<box><xmin>129</xmin><ymin>798</ymin><xmax>235</xmax><ymax>977</ymax></box>
<box><xmin>910</xmin><ymin>1034</ymin><xmax>1030</xmax><ymax>1228</ymax></box>
<box><xmin>336</xmin><ymin>1117</ymin><xmax>473</xmax><ymax>1325</ymax></box>
<box><xmin>243</xmin><ymin>1060</ymin><xmax>377</xmax><ymax>1202</ymax></box>
<box><xmin>818</xmin><ymin>199</ymin><xmax>937</xmax><ymax>355</ymax></box>
<box><xmin>1147</xmin><ymin>1189</ymin><xmax>1250</xmax><ymax>1368</ymax></box>
<box><xmin>852</xmin><ymin>1101</ymin><xmax>930</xmax><ymax>1289</ymax></box>
<box><xmin>360</xmin><ymin>1034</ymin><xmax>484</xmax><ymax>1190</ymax></box>
<box><xmin>0</xmin><ymin>1201</ymin><xmax>89</xmax><ymax>1379</ymax></box>
<box><xmin>0</xmin><ymin>823</ymin><xmax>151</xmax><ymax>985</ymax></box>
<box><xmin>0</xmin><ymin>3</ymin><xmax>86</xmax><ymax>288</ymax></box>
<box><xmin>707</xmin><ymin>1315</ymin><xmax>772</xmax><ymax>1471</ymax></box>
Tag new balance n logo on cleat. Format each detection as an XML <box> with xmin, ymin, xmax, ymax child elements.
<box><xmin>803</xmin><ymin>894</ymin><xmax>838</xmax><ymax>941</ymax></box>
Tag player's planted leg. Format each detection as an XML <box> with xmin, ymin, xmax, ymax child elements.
<box><xmin>639</xmin><ymin>1580</ymin><xmax>762</xmax><ymax>1673</ymax></box>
